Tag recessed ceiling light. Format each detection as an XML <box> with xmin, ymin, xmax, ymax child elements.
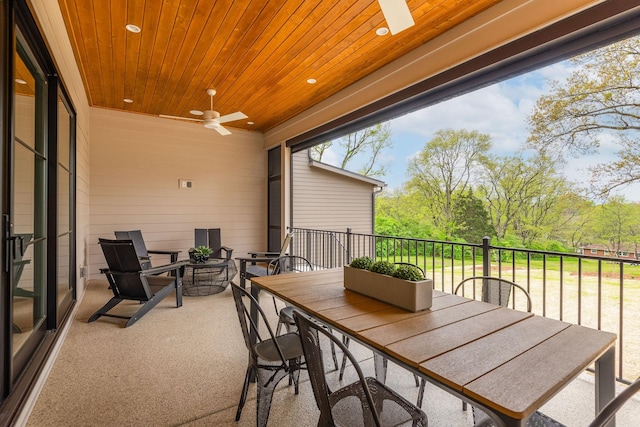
<box><xmin>14</xmin><ymin>78</ymin><xmax>27</xmax><ymax>85</ymax></box>
<box><xmin>123</xmin><ymin>98</ymin><xmax>133</xmax><ymax>103</ymax></box>
<box><xmin>125</xmin><ymin>24</ymin><xmax>141</xmax><ymax>33</ymax></box>
<box><xmin>307</xmin><ymin>78</ymin><xmax>317</xmax><ymax>84</ymax></box>
<box><xmin>376</xmin><ymin>27</ymin><xmax>389</xmax><ymax>36</ymax></box>
<box><xmin>190</xmin><ymin>110</ymin><xmax>203</xmax><ymax>116</ymax></box>
<box><xmin>247</xmin><ymin>121</ymin><xmax>254</xmax><ymax>125</ymax></box>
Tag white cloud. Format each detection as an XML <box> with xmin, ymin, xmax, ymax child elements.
<box><xmin>341</xmin><ymin>57</ymin><xmax>640</xmax><ymax>201</ymax></box>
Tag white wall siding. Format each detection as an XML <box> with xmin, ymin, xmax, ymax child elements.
<box><xmin>292</xmin><ymin>151</ymin><xmax>375</xmax><ymax>234</ymax></box>
<box><xmin>89</xmin><ymin>109</ymin><xmax>267</xmax><ymax>279</ymax></box>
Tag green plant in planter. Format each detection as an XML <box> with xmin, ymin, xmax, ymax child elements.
<box><xmin>190</xmin><ymin>246</ymin><xmax>213</xmax><ymax>262</ymax></box>
<box><xmin>393</xmin><ymin>264</ymin><xmax>425</xmax><ymax>281</ymax></box>
<box><xmin>350</xmin><ymin>256</ymin><xmax>374</xmax><ymax>270</ymax></box>
<box><xmin>369</xmin><ymin>260</ymin><xmax>396</xmax><ymax>276</ymax></box>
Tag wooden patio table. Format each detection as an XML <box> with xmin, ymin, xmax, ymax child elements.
<box><xmin>250</xmin><ymin>268</ymin><xmax>617</xmax><ymax>427</ymax></box>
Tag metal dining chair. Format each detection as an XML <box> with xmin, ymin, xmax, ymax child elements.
<box><xmin>294</xmin><ymin>311</ymin><xmax>429</xmax><ymax>427</ymax></box>
<box><xmin>230</xmin><ymin>283</ymin><xmax>304</xmax><ymax>427</ymax></box>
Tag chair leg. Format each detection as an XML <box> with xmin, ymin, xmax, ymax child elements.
<box><xmin>414</xmin><ymin>374</ymin><xmax>420</xmax><ymax>387</ymax></box>
<box><xmin>87</xmin><ymin>297</ymin><xmax>123</xmax><ymax>322</ymax></box>
<box><xmin>276</xmin><ymin>319</ymin><xmax>284</xmax><ymax>336</ymax></box>
<box><xmin>289</xmin><ymin>357</ymin><xmax>301</xmax><ymax>395</ymax></box>
<box><xmin>124</xmin><ymin>284</ymin><xmax>176</xmax><ymax>327</ymax></box>
<box><xmin>373</xmin><ymin>353</ymin><xmax>387</xmax><ymax>383</ymax></box>
<box><xmin>256</xmin><ymin>367</ymin><xmax>289</xmax><ymax>427</ymax></box>
<box><xmin>339</xmin><ymin>336</ymin><xmax>350</xmax><ymax>381</ymax></box>
<box><xmin>326</xmin><ymin>327</ymin><xmax>339</xmax><ymax>371</ymax></box>
<box><xmin>417</xmin><ymin>378</ymin><xmax>426</xmax><ymax>407</ymax></box>
<box><xmin>235</xmin><ymin>366</ymin><xmax>252</xmax><ymax>421</ymax></box>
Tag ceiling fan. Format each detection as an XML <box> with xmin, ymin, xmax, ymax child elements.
<box><xmin>159</xmin><ymin>88</ymin><xmax>248</xmax><ymax>136</ymax></box>
<box><xmin>378</xmin><ymin>0</ymin><xmax>415</xmax><ymax>35</ymax></box>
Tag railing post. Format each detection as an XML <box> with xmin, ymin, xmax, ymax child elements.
<box><xmin>346</xmin><ymin>228</ymin><xmax>352</xmax><ymax>264</ymax></box>
<box><xmin>329</xmin><ymin>232</ymin><xmax>334</xmax><ymax>268</ymax></box>
<box><xmin>482</xmin><ymin>236</ymin><xmax>491</xmax><ymax>277</ymax></box>
<box><xmin>306</xmin><ymin>230</ymin><xmax>311</xmax><ymax>265</ymax></box>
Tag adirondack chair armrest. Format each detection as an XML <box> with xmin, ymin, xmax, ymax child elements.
<box><xmin>220</xmin><ymin>246</ymin><xmax>233</xmax><ymax>260</ymax></box>
<box><xmin>142</xmin><ymin>262</ymin><xmax>183</xmax><ymax>277</ymax></box>
<box><xmin>147</xmin><ymin>250</ymin><xmax>181</xmax><ymax>263</ymax></box>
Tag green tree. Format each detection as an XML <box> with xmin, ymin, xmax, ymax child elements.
<box><xmin>406</xmin><ymin>129</ymin><xmax>491</xmax><ymax>238</ymax></box>
<box><xmin>478</xmin><ymin>153</ymin><xmax>571</xmax><ymax>245</ymax></box>
<box><xmin>310</xmin><ymin>122</ymin><xmax>392</xmax><ymax>178</ymax></box>
<box><xmin>527</xmin><ymin>36</ymin><xmax>640</xmax><ymax>197</ymax></box>
<box><xmin>590</xmin><ymin>196</ymin><xmax>638</xmax><ymax>256</ymax></box>
<box><xmin>375</xmin><ymin>189</ymin><xmax>433</xmax><ymax>238</ymax></box>
<box><xmin>452</xmin><ymin>189</ymin><xmax>495</xmax><ymax>242</ymax></box>
<box><xmin>549</xmin><ymin>192</ymin><xmax>595</xmax><ymax>248</ymax></box>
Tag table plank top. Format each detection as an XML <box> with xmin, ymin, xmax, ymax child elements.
<box><xmin>420</xmin><ymin>315</ymin><xmax>571</xmax><ymax>391</ymax></box>
<box><xmin>384</xmin><ymin>307</ymin><xmax>532</xmax><ymax>367</ymax></box>
<box><xmin>358</xmin><ymin>300</ymin><xmax>499</xmax><ymax>346</ymax></box>
<box><xmin>250</xmin><ymin>267</ymin><xmax>616</xmax><ymax>423</ymax></box>
<box><xmin>464</xmin><ymin>324</ymin><xmax>616</xmax><ymax>419</ymax></box>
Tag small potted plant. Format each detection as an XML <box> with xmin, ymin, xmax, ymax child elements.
<box><xmin>393</xmin><ymin>264</ymin><xmax>425</xmax><ymax>281</ymax></box>
<box><xmin>189</xmin><ymin>246</ymin><xmax>213</xmax><ymax>263</ymax></box>
<box><xmin>369</xmin><ymin>260</ymin><xmax>396</xmax><ymax>276</ymax></box>
<box><xmin>349</xmin><ymin>256</ymin><xmax>374</xmax><ymax>270</ymax></box>
<box><xmin>344</xmin><ymin>257</ymin><xmax>432</xmax><ymax>312</ymax></box>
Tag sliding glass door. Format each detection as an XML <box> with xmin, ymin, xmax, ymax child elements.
<box><xmin>0</xmin><ymin>1</ymin><xmax>76</xmax><ymax>419</ymax></box>
<box><xmin>11</xmin><ymin>32</ymin><xmax>47</xmax><ymax>368</ymax></box>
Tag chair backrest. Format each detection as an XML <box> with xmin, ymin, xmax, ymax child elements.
<box><xmin>267</xmin><ymin>255</ymin><xmax>312</xmax><ymax>275</ymax></box>
<box><xmin>114</xmin><ymin>229</ymin><xmax>153</xmax><ymax>269</ymax></box>
<box><xmin>589</xmin><ymin>375</ymin><xmax>640</xmax><ymax>427</ymax></box>
<box><xmin>99</xmin><ymin>238</ymin><xmax>151</xmax><ymax>301</ymax></box>
<box><xmin>455</xmin><ymin>276</ymin><xmax>532</xmax><ymax>312</ymax></box>
<box><xmin>194</xmin><ymin>228</ymin><xmax>223</xmax><ymax>258</ymax></box>
<box><xmin>114</xmin><ymin>230</ymin><xmax>148</xmax><ymax>257</ymax></box>
<box><xmin>278</xmin><ymin>233</ymin><xmax>294</xmax><ymax>257</ymax></box>
<box><xmin>230</xmin><ymin>283</ymin><xmax>288</xmax><ymax>365</ymax></box>
<box><xmin>294</xmin><ymin>312</ymin><xmax>383</xmax><ymax>427</ymax></box>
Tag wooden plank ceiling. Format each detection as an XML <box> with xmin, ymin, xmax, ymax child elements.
<box><xmin>57</xmin><ymin>0</ymin><xmax>501</xmax><ymax>133</ymax></box>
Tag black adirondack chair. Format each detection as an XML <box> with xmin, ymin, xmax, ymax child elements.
<box><xmin>89</xmin><ymin>238</ymin><xmax>182</xmax><ymax>327</ymax></box>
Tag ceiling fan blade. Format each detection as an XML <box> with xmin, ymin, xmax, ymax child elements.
<box><xmin>159</xmin><ymin>114</ymin><xmax>203</xmax><ymax>123</ymax></box>
<box><xmin>217</xmin><ymin>111</ymin><xmax>248</xmax><ymax>124</ymax></box>
<box><xmin>378</xmin><ymin>0</ymin><xmax>414</xmax><ymax>35</ymax></box>
<box><xmin>214</xmin><ymin>125</ymin><xmax>232</xmax><ymax>136</ymax></box>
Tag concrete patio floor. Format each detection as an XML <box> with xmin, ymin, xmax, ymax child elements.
<box><xmin>24</xmin><ymin>279</ymin><xmax>640</xmax><ymax>426</ymax></box>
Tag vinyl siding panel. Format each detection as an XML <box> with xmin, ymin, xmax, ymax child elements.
<box><xmin>292</xmin><ymin>151</ymin><xmax>377</xmax><ymax>234</ymax></box>
<box><xmin>89</xmin><ymin>108</ymin><xmax>267</xmax><ymax>278</ymax></box>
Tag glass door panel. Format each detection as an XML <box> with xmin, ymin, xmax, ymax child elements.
<box><xmin>12</xmin><ymin>38</ymin><xmax>47</xmax><ymax>360</ymax></box>
<box><xmin>57</xmin><ymin>93</ymin><xmax>73</xmax><ymax>313</ymax></box>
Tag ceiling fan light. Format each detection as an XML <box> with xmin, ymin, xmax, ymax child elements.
<box><xmin>203</xmin><ymin>119</ymin><xmax>219</xmax><ymax>129</ymax></box>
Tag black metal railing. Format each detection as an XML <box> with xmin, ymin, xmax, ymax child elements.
<box><xmin>289</xmin><ymin>227</ymin><xmax>639</xmax><ymax>385</ymax></box>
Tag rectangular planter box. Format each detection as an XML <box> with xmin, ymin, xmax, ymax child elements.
<box><xmin>343</xmin><ymin>265</ymin><xmax>433</xmax><ymax>312</ymax></box>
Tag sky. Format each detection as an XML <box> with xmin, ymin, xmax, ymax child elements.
<box><xmin>319</xmin><ymin>57</ymin><xmax>640</xmax><ymax>202</ymax></box>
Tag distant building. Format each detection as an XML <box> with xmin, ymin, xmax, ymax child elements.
<box><xmin>579</xmin><ymin>244</ymin><xmax>639</xmax><ymax>260</ymax></box>
<box><xmin>292</xmin><ymin>150</ymin><xmax>385</xmax><ymax>234</ymax></box>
